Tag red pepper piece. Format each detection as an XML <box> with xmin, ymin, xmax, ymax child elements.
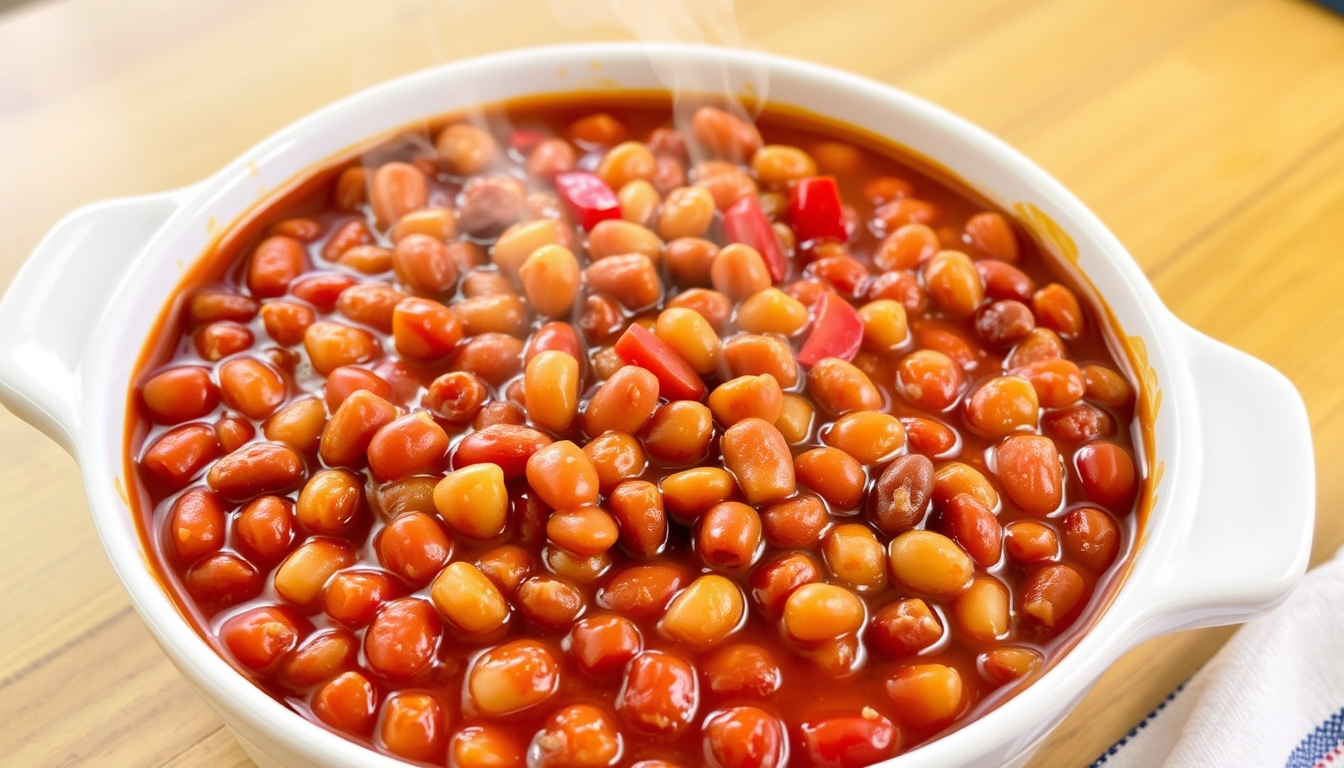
<box><xmin>789</xmin><ymin>176</ymin><xmax>848</xmax><ymax>243</ymax></box>
<box><xmin>797</xmin><ymin>292</ymin><xmax>863</xmax><ymax>368</ymax></box>
<box><xmin>723</xmin><ymin>194</ymin><xmax>788</xmax><ymax>282</ymax></box>
<box><xmin>508</xmin><ymin>128</ymin><xmax>549</xmax><ymax>153</ymax></box>
<box><xmin>613</xmin><ymin>324</ymin><xmax>706</xmax><ymax>401</ymax></box>
<box><xmin>554</xmin><ymin>171</ymin><xmax>622</xmax><ymax>230</ymax></box>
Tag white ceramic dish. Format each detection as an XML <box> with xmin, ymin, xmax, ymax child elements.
<box><xmin>0</xmin><ymin>43</ymin><xmax>1314</xmax><ymax>768</ymax></box>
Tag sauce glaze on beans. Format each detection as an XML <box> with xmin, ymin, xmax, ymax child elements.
<box><xmin>128</xmin><ymin>94</ymin><xmax>1146</xmax><ymax>767</ymax></box>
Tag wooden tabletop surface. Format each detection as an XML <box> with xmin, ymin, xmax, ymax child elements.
<box><xmin>2</xmin><ymin>0</ymin><xmax>1342</xmax><ymax>766</ymax></box>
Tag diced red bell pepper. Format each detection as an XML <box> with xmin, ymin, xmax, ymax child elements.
<box><xmin>553</xmin><ymin>171</ymin><xmax>622</xmax><ymax>231</ymax></box>
<box><xmin>797</xmin><ymin>292</ymin><xmax>863</xmax><ymax>368</ymax></box>
<box><xmin>723</xmin><ymin>194</ymin><xmax>789</xmax><ymax>282</ymax></box>
<box><xmin>613</xmin><ymin>324</ymin><xmax>706</xmax><ymax>401</ymax></box>
<box><xmin>789</xmin><ymin>176</ymin><xmax>848</xmax><ymax>243</ymax></box>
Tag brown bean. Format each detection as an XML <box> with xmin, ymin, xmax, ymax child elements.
<box><xmin>207</xmin><ymin>442</ymin><xmax>304</xmax><ymax>500</ymax></box>
<box><xmin>721</xmin><ymin>418</ymin><xmax>794</xmax><ymax>505</ymax></box>
<box><xmin>664</xmin><ymin>237</ymin><xmax>719</xmax><ymax>287</ymax></box>
<box><xmin>760</xmin><ymin>494</ymin><xmax>828</xmax><ymax>548</ymax></box>
<box><xmin>583</xmin><ymin>431</ymin><xmax>646</xmax><ymax>495</ymax></box>
<box><xmin>608</xmin><ymin>480</ymin><xmax>668</xmax><ymax>557</ymax></box>
<box><xmin>697</xmin><ymin>502</ymin><xmax>763</xmax><ymax>570</ymax></box>
<box><xmin>868</xmin><ymin>454</ymin><xmax>934</xmax><ymax>536</ymax></box>
<box><xmin>586</xmin><ymin>254</ymin><xmax>662</xmax><ymax>310</ymax></box>
<box><xmin>808</xmin><ymin>358</ymin><xmax>881</xmax><ymax>415</ymax></box>
<box><xmin>459</xmin><ymin>176</ymin><xmax>524</xmax><ymax>237</ymax></box>
<box><xmin>794</xmin><ymin>447</ymin><xmax>865</xmax><ymax>510</ymax></box>
<box><xmin>371</xmin><ymin>162</ymin><xmax>428</xmax><ymax>229</ymax></box>
<box><xmin>692</xmin><ymin>106</ymin><xmax>762</xmax><ymax>161</ymax></box>
<box><xmin>453</xmin><ymin>424</ymin><xmax>552</xmax><ymax>480</ymax></box>
<box><xmin>584</xmin><ymin>365</ymin><xmax>660</xmax><ymax>436</ymax></box>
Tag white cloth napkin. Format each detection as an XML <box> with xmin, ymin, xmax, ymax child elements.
<box><xmin>1091</xmin><ymin>545</ymin><xmax>1344</xmax><ymax>768</ymax></box>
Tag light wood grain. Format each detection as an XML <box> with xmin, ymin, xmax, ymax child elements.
<box><xmin>1</xmin><ymin>0</ymin><xmax>1341</xmax><ymax>766</ymax></box>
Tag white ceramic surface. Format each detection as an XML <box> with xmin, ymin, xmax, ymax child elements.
<box><xmin>0</xmin><ymin>43</ymin><xmax>1315</xmax><ymax>768</ymax></box>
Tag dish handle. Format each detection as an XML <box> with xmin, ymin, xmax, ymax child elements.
<box><xmin>1125</xmin><ymin>324</ymin><xmax>1314</xmax><ymax>640</ymax></box>
<box><xmin>0</xmin><ymin>190</ymin><xmax>186</xmax><ymax>455</ymax></box>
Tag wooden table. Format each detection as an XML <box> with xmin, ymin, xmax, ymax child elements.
<box><xmin>1</xmin><ymin>0</ymin><xmax>1341</xmax><ymax>765</ymax></box>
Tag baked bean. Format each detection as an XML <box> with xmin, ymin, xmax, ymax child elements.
<box><xmin>1005</xmin><ymin>327</ymin><xmax>1067</xmax><ymax>370</ymax></box>
<box><xmin>547</xmin><ymin>506</ymin><xmax>620</xmax><ymax>558</ymax></box>
<box><xmin>752</xmin><ymin>144</ymin><xmax>817</xmax><ymax>187</ymax></box>
<box><xmin>215</xmin><ymin>358</ymin><xmax>285</xmax><ymax>421</ymax></box>
<box><xmin>870</xmin><ymin>598</ymin><xmax>943</xmax><ymax>657</ymax></box>
<box><xmin>248</xmin><ymin>236</ymin><xmax>306</xmax><ymax>298</ymax></box>
<box><xmin>324</xmin><ymin>570</ymin><xmax>397</xmax><ymax>628</ymax></box>
<box><xmin>577</xmin><ymin>295</ymin><xmax>624</xmax><ymax>345</ymax></box>
<box><xmin>474</xmin><ymin>402</ymin><xmax>526</xmax><ymax>429</ymax></box>
<box><xmin>897</xmin><ymin>350</ymin><xmax>964</xmax><ymax>411</ymax></box>
<box><xmin>618</xmin><ymin>179</ymin><xmax>659</xmax><ymax>226</ymax></box>
<box><xmin>798</xmin><ymin>712</ymin><xmax>898</xmax><ymax>768</ymax></box>
<box><xmin>311</xmin><ymin>670</ymin><xmax>378</xmax><ymax>737</ymax></box>
<box><xmin>220</xmin><ymin>605</ymin><xmax>306</xmax><ymax>673</ymax></box>
<box><xmin>902</xmin><ymin>417</ymin><xmax>958</xmax><ymax>457</ymax></box>
<box><xmin>390</xmin><ymin>208</ymin><xmax>456</xmax><ymax>246</ymax></box>
<box><xmin>584</xmin><ymin>366</ymin><xmax>660</xmax><ymax>436</ymax></box>
<box><xmin>964</xmin><ymin>211</ymin><xmax>1018</xmax><ymax>262</ymax></box>
<box><xmin>371</xmin><ymin>161</ymin><xmax>428</xmax><ymax>230</ymax></box>
<box><xmin>662</xmin><ymin>574</ymin><xmax>744</xmax><ymax>650</ymax></box>
<box><xmin>184</xmin><ymin>551</ymin><xmax>263</xmax><ymax>607</ymax></box>
<box><xmin>722</xmin><ymin>334</ymin><xmax>799</xmax><ymax>390</ymax></box>
<box><xmin>526</xmin><ymin>441</ymin><xmax>600</xmax><ymax>511</ymax></box>
<box><xmin>433</xmin><ymin>463</ymin><xmax>508</xmax><ymax>538</ymax></box>
<box><xmin>653</xmin><ymin>186</ymin><xmax>714</xmax><ymax>241</ymax></box>
<box><xmin>569</xmin><ymin>113</ymin><xmax>626</xmax><ymax>146</ymax></box>
<box><xmin>304</xmin><ymin>321</ymin><xmax>380</xmax><ymax>376</ymax></box>
<box><xmin>697</xmin><ymin>502</ymin><xmax>763</xmax><ymax>570</ymax></box>
<box><xmin>965</xmin><ymin>376</ymin><xmax>1039</xmax><ymax>437</ymax></box>
<box><xmin>640</xmin><ymin>401</ymin><xmax>714</xmax><ymax>465</ymax></box>
<box><xmin>165</xmin><ymin>487</ymin><xmax>226</xmax><ymax>566</ymax></box>
<box><xmin>493</xmin><ymin>219</ymin><xmax>566</xmax><ymax>276</ymax></box>
<box><xmin>664</xmin><ymin>290</ymin><xmax>731</xmax><ymax>335</ymax></box>
<box><xmin>516</xmin><ymin>245</ymin><xmax>581</xmax><ymax>318</ymax></box>
<box><xmin>824</xmin><ymin>411</ymin><xmax>906</xmax><ymax>465</ymax></box>
<box><xmin>708</xmin><ymin>374</ymin><xmax>783</xmax><ymax>427</ymax></box>
<box><xmin>856</xmin><ymin>299</ymin><xmax>910</xmax><ymax>353</ymax></box>
<box><xmin>711</xmin><ymin>243</ymin><xmax>772</xmax><ymax>301</ymax></box>
<box><xmin>784</xmin><ymin>586</ymin><xmax>865</xmax><ymax>645</ymax></box>
<box><xmin>651</xmin><ymin>308</ymin><xmax>719</xmax><ymax>376</ymax></box>
<box><xmin>545</xmin><ymin>549</ymin><xmax>612</xmax><ymax>585</ymax></box>
<box><xmin>295</xmin><ymin>468</ymin><xmax>363</xmax><ymax>535</ymax></box>
<box><xmin>599</xmin><ymin>563</ymin><xmax>689</xmax><ymax>620</ymax></box>
<box><xmin>577</xmin><ymin>434</ymin><xmax>642</xmax><ymax>496</ymax></box>
<box><xmin>1074</xmin><ymin>441</ymin><xmax>1138</xmax><ymax>510</ymax></box>
<box><xmin>323</xmin><ymin>219</ymin><xmax>374</xmax><ymax>263</ymax></box>
<box><xmin>874</xmin><ymin>197</ymin><xmax>939</xmax><ymax>231</ymax></box>
<box><xmin>618</xmin><ymin>651</ymin><xmax>699</xmax><ymax>736</ymax></box>
<box><xmin>453</xmin><ymin>293</ymin><xmax>529</xmax><ymax>337</ymax></box>
<box><xmin>141</xmin><ymin>425</ymin><xmax>217</xmax><ymax>489</ymax></box>
<box><xmin>873</xmin><ymin>223</ymin><xmax>939</xmax><ymax>272</ymax></box>
<box><xmin>823</xmin><ymin>525</ymin><xmax>888</xmax><ymax>593</ymax></box>
<box><xmin>981</xmin><ymin>647</ymin><xmax>1045</xmax><ymax>686</ymax></box>
<box><xmin>737</xmin><ymin>288</ymin><xmax>809</xmax><ymax>337</ymax></box>
<box><xmin>597</xmin><ymin>140</ymin><xmax>656</xmax><ymax>191</ymax></box>
<box><xmin>451</xmin><ymin>726</ymin><xmax>527</xmax><ymax>768</ymax></box>
<box><xmin>1063</xmin><ymin>507</ymin><xmax>1120</xmax><ymax>569</ymax></box>
<box><xmin>588</xmin><ymin>219</ymin><xmax>662</xmax><ymax>263</ymax></box>
<box><xmin>257</xmin><ymin>301</ymin><xmax>312</xmax><ymax>346</ymax></box>
<box><xmin>333</xmin><ymin>284</ymin><xmax>402</xmax><ymax>333</ymax></box>
<box><xmin>526</xmin><ymin>137</ymin><xmax>577</xmax><ymax>180</ymax></box>
<box><xmin>749</xmin><ymin>551</ymin><xmax>823</xmax><ymax>618</ymax></box>
<box><xmin>521</xmin><ymin>350</ymin><xmax>579</xmax><ymax>434</ymax></box>
<box><xmin>207</xmin><ymin>442</ymin><xmax>304</xmax><ymax>500</ymax></box>
<box><xmin>885</xmin><ymin>664</ymin><xmax>964</xmax><ymax>730</ymax></box>
<box><xmin>467</xmin><ymin>640</ymin><xmax>559</xmax><ymax>716</ymax></box>
<box><xmin>517</xmin><ymin>575</ymin><xmax>587</xmax><ymax>628</ymax></box>
<box><xmin>1082</xmin><ymin>364</ymin><xmax>1133</xmax><ymax>407</ymax></box>
<box><xmin>453</xmin><ymin>424</ymin><xmax>552</xmax><ymax>479</ymax></box>
<box><xmin>1005</xmin><ymin>520</ymin><xmax>1059</xmax><ymax>563</ymax></box>
<box><xmin>429</xmin><ymin>561</ymin><xmax>510</xmax><ymax>635</ymax></box>
<box><xmin>452</xmin><ymin>333</ymin><xmax>525</xmax><ymax>385</ymax></box>
<box><xmin>811</xmin><ymin>141</ymin><xmax>861</xmax><ymax>173</ymax></box>
<box><xmin>923</xmin><ymin>250</ymin><xmax>984</xmax><ymax>318</ymax></box>
<box><xmin>974</xmin><ymin>300</ymin><xmax>1035</xmax><ymax>347</ymax></box>
<box><xmin>142</xmin><ymin>367</ymin><xmax>219</xmax><ymax>424</ymax></box>
<box><xmin>586</xmin><ymin>254</ymin><xmax>662</xmax><ymax>310</ymax></box>
<box><xmin>774</xmin><ymin>394</ymin><xmax>814</xmax><ymax>444</ymax></box>
<box><xmin>760</xmin><ymin>494</ymin><xmax>828</xmax><ymax>548</ymax></box>
<box><xmin>375</xmin><ymin>512</ymin><xmax>451</xmax><ymax>589</ymax></box>
<box><xmin>416</xmin><ymin>371</ymin><xmax>483</xmax><ymax>424</ymax></box>
<box><xmin>274</xmin><ymin>538</ymin><xmax>355</xmax><ymax>607</ymax></box>
<box><xmin>234</xmin><ymin>495</ymin><xmax>295</xmax><ymax>566</ymax></box>
<box><xmin>278</xmin><ymin>628</ymin><xmax>358</xmax><ymax>688</ymax></box>
<box><xmin>378</xmin><ymin>692</ymin><xmax>447</xmax><ymax>763</ymax></box>
<box><xmin>941</xmin><ymin>493</ymin><xmax>1002</xmax><ymax>568</ymax></box>
<box><xmin>367</xmin><ymin>412</ymin><xmax>449</xmax><ymax>481</ymax></box>
<box><xmin>594</xmin><ymin>480</ymin><xmax>663</xmax><ymax>557</ymax></box>
<box><xmin>436</xmin><ymin>123</ymin><xmax>498</xmax><ymax>175</ymax></box>
<box><xmin>526</xmin><ymin>323</ymin><xmax>582</xmax><ymax>366</ymax></box>
<box><xmin>793</xmin><ymin>447</ymin><xmax>865</xmax><ymax>510</ymax></box>
<box><xmin>390</xmin><ymin>234</ymin><xmax>456</xmax><ymax>295</ymax></box>
<box><xmin>888</xmin><ymin>530</ymin><xmax>973</xmax><ymax>598</ymax></box>
<box><xmin>189</xmin><ymin>288</ymin><xmax>259</xmax><ymax>324</ymax></box>
<box><xmin>1016</xmin><ymin>358</ymin><xmax>1086</xmax><ymax>408</ymax></box>
<box><xmin>700</xmin><ymin>645</ymin><xmax>781</xmax><ymax>699</ymax></box>
<box><xmin>568</xmin><ymin>614</ymin><xmax>642</xmax><ymax>679</ymax></box>
<box><xmin>868</xmin><ymin>454</ymin><xmax>935</xmax><ymax>536</ymax></box>
<box><xmin>320</xmin><ymin>389</ymin><xmax>397</xmax><ymax>467</ymax></box>
<box><xmin>807</xmin><ymin>254</ymin><xmax>869</xmax><ymax>298</ymax></box>
<box><xmin>373</xmin><ymin>477</ymin><xmax>438</xmax><ymax>520</ymax></box>
<box><xmin>932</xmin><ymin>461</ymin><xmax>999</xmax><ymax>510</ymax></box>
<box><xmin>866</xmin><ymin>270</ymin><xmax>927</xmax><ymax>314</ymax></box>
<box><xmin>474</xmin><ymin>545</ymin><xmax>535</xmax><ymax>596</ymax></box>
<box><xmin>807</xmin><ymin>358</ymin><xmax>880</xmax><ymax>414</ymax></box>
<box><xmin>995</xmin><ymin>435</ymin><xmax>1063</xmax><ymax>515</ymax></box>
<box><xmin>1021</xmin><ymin>564</ymin><xmax>1085</xmax><ymax>628</ymax></box>
<box><xmin>721</xmin><ymin>418</ymin><xmax>794</xmax><ymax>505</ymax></box>
<box><xmin>459</xmin><ymin>176</ymin><xmax>525</xmax><ymax>237</ymax></box>
<box><xmin>692</xmin><ymin>106</ymin><xmax>761</xmax><ymax>161</ymax></box>
<box><xmin>255</xmin><ymin>399</ymin><xmax>320</xmax><ymax>454</ymax></box>
<box><xmin>533</xmin><ymin>704</ymin><xmax>623</xmax><ymax>768</ymax></box>
<box><xmin>1032</xmin><ymin>283</ymin><xmax>1084</xmax><ymax>337</ymax></box>
<box><xmin>194</xmin><ymin>321</ymin><xmax>253</xmax><ymax>361</ymax></box>
<box><xmin>663</xmin><ymin>237</ymin><xmax>719</xmax><ymax>287</ymax></box>
<box><xmin>703</xmin><ymin>707</ymin><xmax>784</xmax><ymax>768</ymax></box>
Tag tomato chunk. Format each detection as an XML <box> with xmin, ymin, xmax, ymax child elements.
<box><xmin>724</xmin><ymin>194</ymin><xmax>788</xmax><ymax>282</ymax></box>
<box><xmin>789</xmin><ymin>176</ymin><xmax>847</xmax><ymax>243</ymax></box>
<box><xmin>613</xmin><ymin>323</ymin><xmax>707</xmax><ymax>401</ymax></box>
<box><xmin>797</xmin><ymin>292</ymin><xmax>863</xmax><ymax>367</ymax></box>
<box><xmin>553</xmin><ymin>171</ymin><xmax>621</xmax><ymax>230</ymax></box>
